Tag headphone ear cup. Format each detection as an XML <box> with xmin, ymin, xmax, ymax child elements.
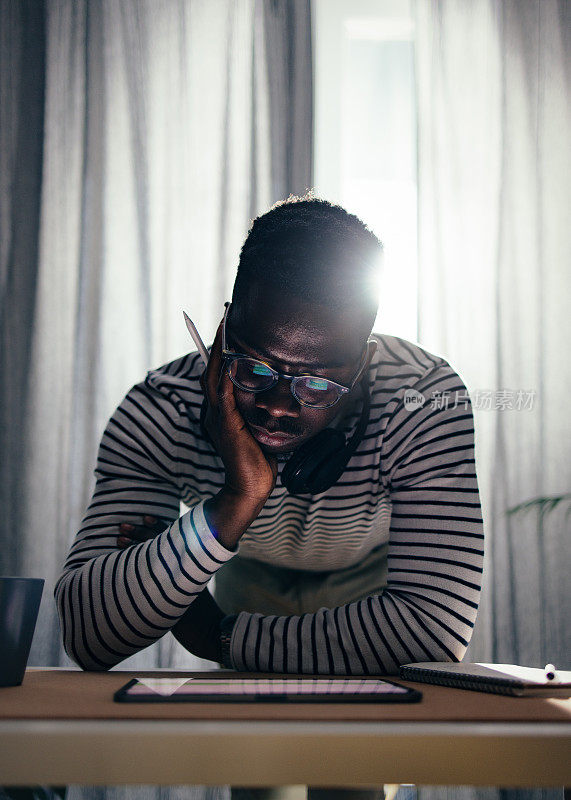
<box><xmin>280</xmin><ymin>428</ymin><xmax>347</xmax><ymax>495</ymax></box>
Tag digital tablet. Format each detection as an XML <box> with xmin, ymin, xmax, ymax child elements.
<box><xmin>114</xmin><ymin>676</ymin><xmax>422</xmax><ymax>703</ymax></box>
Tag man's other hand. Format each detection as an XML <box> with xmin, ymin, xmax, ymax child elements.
<box><xmin>117</xmin><ymin>515</ymin><xmax>167</xmax><ymax>548</ymax></box>
<box><xmin>171</xmin><ymin>588</ymin><xmax>225</xmax><ymax>664</ymax></box>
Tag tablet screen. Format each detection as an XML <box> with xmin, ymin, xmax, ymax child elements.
<box><xmin>114</xmin><ymin>676</ymin><xmax>421</xmax><ymax>703</ymax></box>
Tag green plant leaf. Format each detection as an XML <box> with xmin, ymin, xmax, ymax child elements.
<box><xmin>506</xmin><ymin>493</ymin><xmax>571</xmax><ymax>516</ymax></box>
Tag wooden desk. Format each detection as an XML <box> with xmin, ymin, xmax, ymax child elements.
<box><xmin>0</xmin><ymin>670</ymin><xmax>569</xmax><ymax>788</ymax></box>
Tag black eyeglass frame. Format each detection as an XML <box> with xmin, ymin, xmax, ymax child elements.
<box><xmin>221</xmin><ymin>302</ymin><xmax>370</xmax><ymax>409</ymax></box>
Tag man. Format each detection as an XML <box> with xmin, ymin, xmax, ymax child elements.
<box><xmin>56</xmin><ymin>196</ymin><xmax>484</xmax><ymax>799</ymax></box>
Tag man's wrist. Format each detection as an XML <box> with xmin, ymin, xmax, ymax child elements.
<box><xmin>204</xmin><ymin>488</ymin><xmax>266</xmax><ymax>550</ymax></box>
<box><xmin>219</xmin><ymin>614</ymin><xmax>238</xmax><ymax>668</ymax></box>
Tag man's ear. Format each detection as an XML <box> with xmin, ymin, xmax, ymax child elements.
<box><xmin>355</xmin><ymin>338</ymin><xmax>377</xmax><ymax>382</ymax></box>
<box><xmin>363</xmin><ymin>338</ymin><xmax>377</xmax><ymax>370</ymax></box>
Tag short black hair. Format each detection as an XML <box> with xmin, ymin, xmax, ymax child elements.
<box><xmin>232</xmin><ymin>193</ymin><xmax>382</xmax><ymax>331</ymax></box>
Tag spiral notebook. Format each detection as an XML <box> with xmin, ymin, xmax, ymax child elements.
<box><xmin>399</xmin><ymin>662</ymin><xmax>571</xmax><ymax>697</ymax></box>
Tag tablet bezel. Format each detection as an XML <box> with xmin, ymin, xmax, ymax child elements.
<box><xmin>113</xmin><ymin>676</ymin><xmax>422</xmax><ymax>703</ymax></box>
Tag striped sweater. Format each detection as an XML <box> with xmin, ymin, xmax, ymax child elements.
<box><xmin>55</xmin><ymin>334</ymin><xmax>484</xmax><ymax>673</ymax></box>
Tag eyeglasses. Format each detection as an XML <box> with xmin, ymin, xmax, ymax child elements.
<box><xmin>222</xmin><ymin>302</ymin><xmax>368</xmax><ymax>409</ymax></box>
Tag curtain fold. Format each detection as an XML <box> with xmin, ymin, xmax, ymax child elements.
<box><xmin>0</xmin><ymin>0</ymin><xmax>46</xmax><ymax>578</ymax></box>
<box><xmin>415</xmin><ymin>2</ymin><xmax>570</xmax><ymax>799</ymax></box>
<box><xmin>264</xmin><ymin>0</ymin><xmax>313</xmax><ymax>200</ymax></box>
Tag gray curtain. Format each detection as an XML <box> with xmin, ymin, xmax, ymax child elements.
<box><xmin>415</xmin><ymin>2</ymin><xmax>570</xmax><ymax>799</ymax></box>
<box><xmin>0</xmin><ymin>1</ymin><xmax>46</xmax><ymax>578</ymax></box>
<box><xmin>1</xmin><ymin>0</ymin><xmax>312</xmax><ymax>796</ymax></box>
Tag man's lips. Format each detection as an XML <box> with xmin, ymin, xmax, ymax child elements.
<box><xmin>248</xmin><ymin>423</ymin><xmax>300</xmax><ymax>446</ymax></box>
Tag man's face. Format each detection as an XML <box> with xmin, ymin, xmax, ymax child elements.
<box><xmin>226</xmin><ymin>285</ymin><xmax>371</xmax><ymax>455</ymax></box>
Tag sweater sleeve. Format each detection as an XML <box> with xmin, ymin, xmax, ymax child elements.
<box><xmin>223</xmin><ymin>372</ymin><xmax>484</xmax><ymax>675</ymax></box>
<box><xmin>54</xmin><ymin>382</ymin><xmax>235</xmax><ymax>670</ymax></box>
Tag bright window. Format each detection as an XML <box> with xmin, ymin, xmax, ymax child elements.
<box><xmin>313</xmin><ymin>0</ymin><xmax>417</xmax><ymax>341</ymax></box>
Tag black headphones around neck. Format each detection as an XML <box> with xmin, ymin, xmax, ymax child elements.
<box><xmin>280</xmin><ymin>377</ymin><xmax>371</xmax><ymax>495</ymax></box>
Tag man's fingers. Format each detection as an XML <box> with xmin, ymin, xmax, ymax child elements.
<box><xmin>204</xmin><ymin>322</ymin><xmax>224</xmax><ymax>409</ymax></box>
<box><xmin>118</xmin><ymin>517</ymin><xmax>167</xmax><ymax>543</ymax></box>
<box><xmin>143</xmin><ymin>515</ymin><xmax>167</xmax><ymax>532</ymax></box>
<box><xmin>217</xmin><ymin>365</ymin><xmax>235</xmax><ymax>403</ymax></box>
<box><xmin>201</xmin><ymin>319</ymin><xmax>245</xmax><ymax>443</ymax></box>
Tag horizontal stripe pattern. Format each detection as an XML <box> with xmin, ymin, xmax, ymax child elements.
<box><xmin>56</xmin><ymin>334</ymin><xmax>483</xmax><ymax>673</ymax></box>
<box><xmin>56</xmin><ymin>462</ymin><xmax>235</xmax><ymax>668</ymax></box>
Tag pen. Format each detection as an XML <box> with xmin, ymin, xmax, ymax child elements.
<box><xmin>544</xmin><ymin>663</ymin><xmax>559</xmax><ymax>682</ymax></box>
<box><xmin>182</xmin><ymin>311</ymin><xmax>210</xmax><ymax>367</ymax></box>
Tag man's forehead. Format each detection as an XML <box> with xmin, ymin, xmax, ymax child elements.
<box><xmin>228</xmin><ymin>288</ymin><xmax>365</xmax><ymax>369</ymax></box>
<box><xmin>228</xmin><ymin>322</ymin><xmax>348</xmax><ymax>371</ymax></box>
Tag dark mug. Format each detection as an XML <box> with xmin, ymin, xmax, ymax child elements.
<box><xmin>0</xmin><ymin>576</ymin><xmax>44</xmax><ymax>687</ymax></box>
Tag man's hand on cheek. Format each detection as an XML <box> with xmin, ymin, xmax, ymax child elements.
<box><xmin>201</xmin><ymin>321</ymin><xmax>278</xmax><ymax>501</ymax></box>
<box><xmin>200</xmin><ymin>321</ymin><xmax>277</xmax><ymax>550</ymax></box>
<box><xmin>171</xmin><ymin>588</ymin><xmax>225</xmax><ymax>664</ymax></box>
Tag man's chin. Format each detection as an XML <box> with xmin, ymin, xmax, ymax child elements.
<box><xmin>259</xmin><ymin>440</ymin><xmax>300</xmax><ymax>456</ymax></box>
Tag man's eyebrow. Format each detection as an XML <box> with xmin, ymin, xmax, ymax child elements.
<box><xmin>227</xmin><ymin>330</ymin><xmax>346</xmax><ymax>371</ymax></box>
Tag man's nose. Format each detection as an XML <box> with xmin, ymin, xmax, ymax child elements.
<box><xmin>255</xmin><ymin>378</ymin><xmax>300</xmax><ymax>417</ymax></box>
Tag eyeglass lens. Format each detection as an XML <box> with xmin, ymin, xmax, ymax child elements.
<box><xmin>227</xmin><ymin>357</ymin><xmax>341</xmax><ymax>407</ymax></box>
